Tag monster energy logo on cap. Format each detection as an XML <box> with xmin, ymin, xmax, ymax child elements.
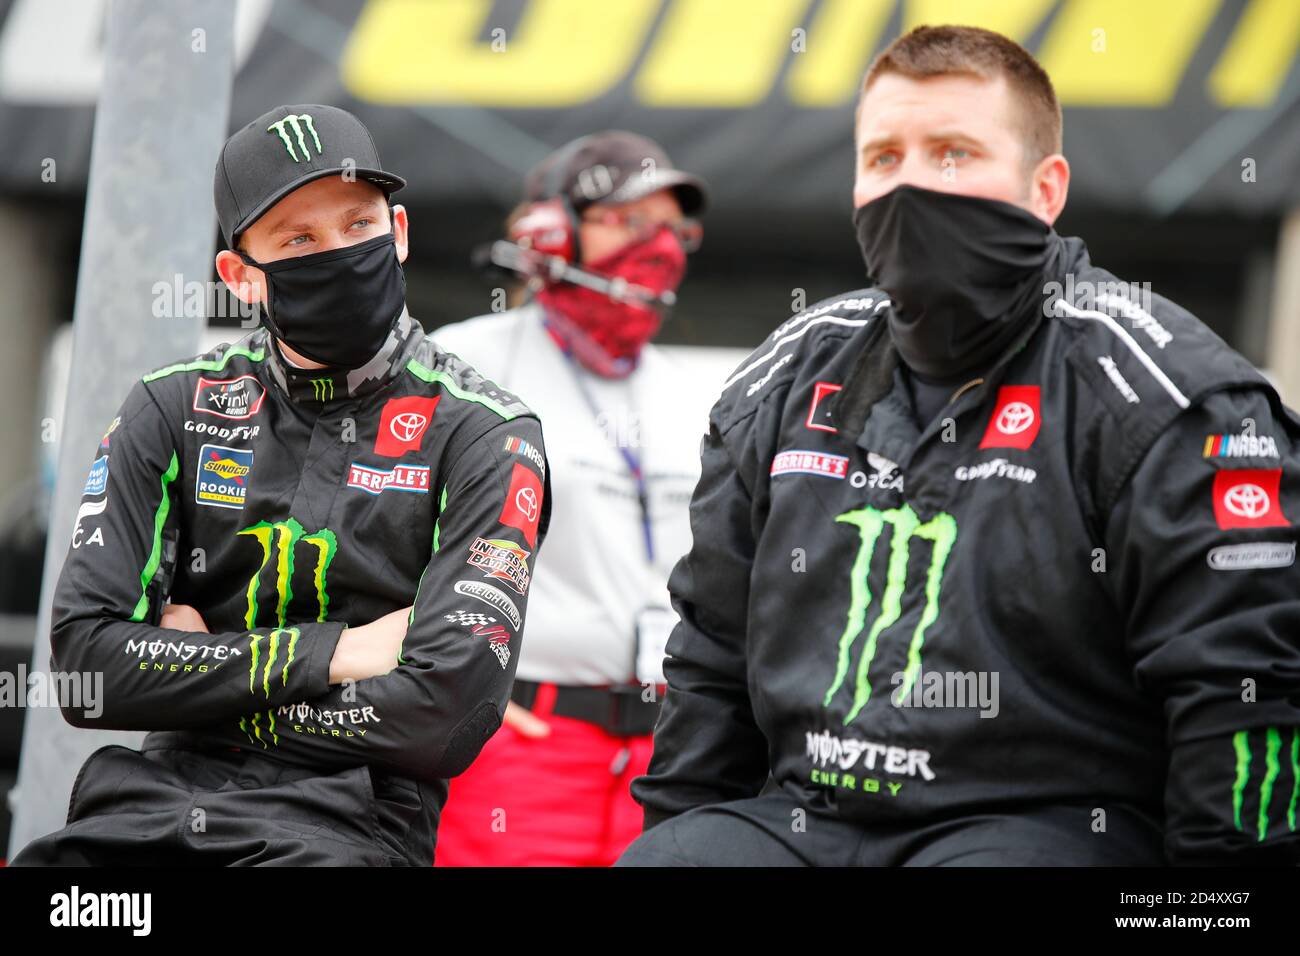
<box><xmin>824</xmin><ymin>503</ymin><xmax>957</xmax><ymax>724</ymax></box>
<box><xmin>267</xmin><ymin>113</ymin><xmax>322</xmax><ymax>162</ymax></box>
<box><xmin>1232</xmin><ymin>726</ymin><xmax>1299</xmax><ymax>842</ymax></box>
<box><xmin>310</xmin><ymin>377</ymin><xmax>335</xmax><ymax>401</ymax></box>
<box><xmin>217</xmin><ymin>104</ymin><xmax>406</xmax><ymax>249</ymax></box>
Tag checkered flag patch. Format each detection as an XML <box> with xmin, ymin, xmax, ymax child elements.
<box><xmin>444</xmin><ymin>610</ymin><xmax>497</xmax><ymax>627</ymax></box>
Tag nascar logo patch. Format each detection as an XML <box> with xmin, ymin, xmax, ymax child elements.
<box><xmin>503</xmin><ymin>434</ymin><xmax>546</xmax><ymax>477</ymax></box>
<box><xmin>1202</xmin><ymin>433</ymin><xmax>1279</xmax><ymax>459</ymax></box>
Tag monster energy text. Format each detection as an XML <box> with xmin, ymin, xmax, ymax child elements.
<box><xmin>126</xmin><ymin>638</ymin><xmax>241</xmax><ymax>675</ymax></box>
<box><xmin>277</xmin><ymin>702</ymin><xmax>383</xmax><ymax>739</ymax></box>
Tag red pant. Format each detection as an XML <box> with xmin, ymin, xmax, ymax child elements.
<box><xmin>434</xmin><ymin>687</ymin><xmax>653</xmax><ymax>867</ymax></box>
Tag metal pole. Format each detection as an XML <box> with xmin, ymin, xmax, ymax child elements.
<box><xmin>8</xmin><ymin>0</ymin><xmax>234</xmax><ymax>855</ymax></box>
<box><xmin>1267</xmin><ymin>208</ymin><xmax>1300</xmax><ymax>407</ymax></box>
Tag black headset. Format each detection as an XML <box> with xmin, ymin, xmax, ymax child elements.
<box><xmin>532</xmin><ymin>133</ymin><xmax>605</xmax><ymax>264</ymax></box>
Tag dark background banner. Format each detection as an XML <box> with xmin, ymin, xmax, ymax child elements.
<box><xmin>0</xmin><ymin>0</ymin><xmax>1295</xmax><ymax>354</ymax></box>
<box><xmin>1</xmin><ymin>0</ymin><xmax>1297</xmax><ymax>213</ymax></box>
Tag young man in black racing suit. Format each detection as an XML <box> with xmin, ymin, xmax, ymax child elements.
<box><xmin>619</xmin><ymin>27</ymin><xmax>1300</xmax><ymax>866</ymax></box>
<box><xmin>12</xmin><ymin>104</ymin><xmax>550</xmax><ymax>866</ymax></box>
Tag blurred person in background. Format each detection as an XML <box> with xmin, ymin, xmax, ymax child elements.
<box><xmin>619</xmin><ymin>25</ymin><xmax>1300</xmax><ymax>866</ymax></box>
<box><xmin>432</xmin><ymin>132</ymin><xmax>716</xmax><ymax>866</ymax></box>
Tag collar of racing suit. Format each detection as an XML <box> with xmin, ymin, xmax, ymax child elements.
<box><xmin>261</xmin><ymin>305</ymin><xmax>424</xmax><ymax>404</ymax></box>
<box><xmin>832</xmin><ymin>233</ymin><xmax>1089</xmax><ymax>444</ymax></box>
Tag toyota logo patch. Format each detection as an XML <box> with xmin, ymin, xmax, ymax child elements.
<box><xmin>390</xmin><ymin>411</ymin><xmax>428</xmax><ymax>443</ymax></box>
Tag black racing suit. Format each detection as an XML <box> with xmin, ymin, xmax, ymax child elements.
<box><xmin>628</xmin><ymin>237</ymin><xmax>1300</xmax><ymax>865</ymax></box>
<box><xmin>18</xmin><ymin>309</ymin><xmax>550</xmax><ymax>865</ymax></box>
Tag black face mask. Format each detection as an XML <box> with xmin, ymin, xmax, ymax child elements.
<box><xmin>853</xmin><ymin>185</ymin><xmax>1057</xmax><ymax>381</ymax></box>
<box><xmin>238</xmin><ymin>231</ymin><xmax>407</xmax><ymax>370</ymax></box>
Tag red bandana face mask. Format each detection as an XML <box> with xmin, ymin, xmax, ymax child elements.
<box><xmin>536</xmin><ymin>226</ymin><xmax>687</xmax><ymax>378</ymax></box>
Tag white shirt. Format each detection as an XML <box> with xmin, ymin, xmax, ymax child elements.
<box><xmin>432</xmin><ymin>303</ymin><xmax>724</xmax><ymax>684</ymax></box>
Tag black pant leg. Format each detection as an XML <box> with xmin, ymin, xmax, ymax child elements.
<box><xmin>14</xmin><ymin>736</ymin><xmax>436</xmax><ymax>867</ymax></box>
<box><xmin>899</xmin><ymin>803</ymin><xmax>1167</xmax><ymax>866</ymax></box>
<box><xmin>9</xmin><ymin>745</ymin><xmax>191</xmax><ymax>866</ymax></box>
<box><xmin>617</xmin><ymin>786</ymin><xmax>868</xmax><ymax>866</ymax></box>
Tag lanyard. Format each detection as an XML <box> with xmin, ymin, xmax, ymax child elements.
<box><xmin>555</xmin><ymin>338</ymin><xmax>656</xmax><ymax>565</ymax></box>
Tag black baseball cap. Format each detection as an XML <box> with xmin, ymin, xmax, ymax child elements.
<box><xmin>214</xmin><ymin>104</ymin><xmax>406</xmax><ymax>247</ymax></box>
<box><xmin>524</xmin><ymin>131</ymin><xmax>708</xmax><ymax>216</ymax></box>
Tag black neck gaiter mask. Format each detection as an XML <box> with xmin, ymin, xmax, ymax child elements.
<box><xmin>853</xmin><ymin>185</ymin><xmax>1059</xmax><ymax>381</ymax></box>
<box><xmin>238</xmin><ymin>231</ymin><xmax>407</xmax><ymax>370</ymax></box>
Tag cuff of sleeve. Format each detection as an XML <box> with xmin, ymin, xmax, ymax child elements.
<box><xmin>293</xmin><ymin>621</ymin><xmax>347</xmax><ymax>699</ymax></box>
<box><xmin>1175</xmin><ymin>700</ymin><xmax>1300</xmax><ymax>743</ymax></box>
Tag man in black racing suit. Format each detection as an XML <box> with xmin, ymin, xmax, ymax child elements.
<box><xmin>618</xmin><ymin>27</ymin><xmax>1300</xmax><ymax>866</ymax></box>
<box><xmin>11</xmin><ymin>104</ymin><xmax>550</xmax><ymax>866</ymax></box>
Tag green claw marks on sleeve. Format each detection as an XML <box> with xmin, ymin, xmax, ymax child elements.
<box><xmin>248</xmin><ymin>633</ymin><xmax>261</xmax><ymax>695</ymax></box>
<box><xmin>246</xmin><ymin>627</ymin><xmax>300</xmax><ymax>699</ymax></box>
<box><xmin>1291</xmin><ymin>731</ymin><xmax>1300</xmax><ymax>834</ymax></box>
<box><xmin>1232</xmin><ymin>730</ymin><xmax>1250</xmax><ymax>832</ymax></box>
<box><xmin>1231</xmin><ymin>727</ymin><xmax>1300</xmax><ymax>842</ymax></box>
<box><xmin>240</xmin><ymin>710</ymin><xmax>278</xmax><ymax>748</ymax></box>
<box><xmin>262</xmin><ymin>629</ymin><xmax>280</xmax><ymax>698</ymax></box>
<box><xmin>1259</xmin><ymin>727</ymin><xmax>1282</xmax><ymax>843</ymax></box>
<box><xmin>281</xmin><ymin>627</ymin><xmax>300</xmax><ymax>688</ymax></box>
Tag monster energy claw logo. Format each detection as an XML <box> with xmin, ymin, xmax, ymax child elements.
<box><xmin>824</xmin><ymin>503</ymin><xmax>957</xmax><ymax>725</ymax></box>
<box><xmin>236</xmin><ymin>517</ymin><xmax>337</xmax><ymax>748</ymax></box>
<box><xmin>239</xmin><ymin>626</ymin><xmax>303</xmax><ymax>747</ymax></box>
<box><xmin>247</xmin><ymin>628</ymin><xmax>301</xmax><ymax>699</ymax></box>
<box><xmin>267</xmin><ymin>113</ymin><xmax>322</xmax><ymax>162</ymax></box>
<box><xmin>1232</xmin><ymin>727</ymin><xmax>1299</xmax><ymax>842</ymax></box>
<box><xmin>310</xmin><ymin>377</ymin><xmax>335</xmax><ymax>401</ymax></box>
<box><xmin>237</xmin><ymin>517</ymin><xmax>337</xmax><ymax>629</ymax></box>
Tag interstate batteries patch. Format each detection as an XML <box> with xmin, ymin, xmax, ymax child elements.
<box><xmin>465</xmin><ymin>537</ymin><xmax>531</xmax><ymax>595</ymax></box>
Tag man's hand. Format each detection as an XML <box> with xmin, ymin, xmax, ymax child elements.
<box><xmin>161</xmin><ymin>603</ymin><xmax>209</xmax><ymax>633</ymax></box>
<box><xmin>328</xmin><ymin>606</ymin><xmax>412</xmax><ymax>684</ymax></box>
<box><xmin>502</xmin><ymin>700</ymin><xmax>551</xmax><ymax>738</ymax></box>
